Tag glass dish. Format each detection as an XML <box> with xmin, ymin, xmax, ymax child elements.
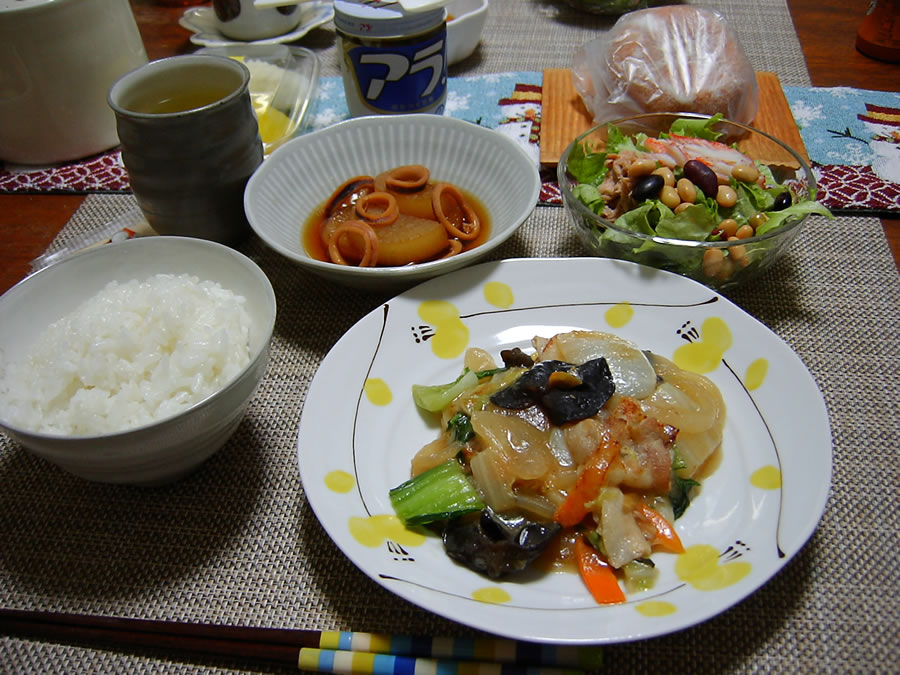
<box><xmin>557</xmin><ymin>113</ymin><xmax>819</xmax><ymax>292</ymax></box>
<box><xmin>199</xmin><ymin>45</ymin><xmax>320</xmax><ymax>154</ymax></box>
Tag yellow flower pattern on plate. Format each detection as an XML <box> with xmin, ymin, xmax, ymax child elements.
<box><xmin>744</xmin><ymin>358</ymin><xmax>769</xmax><ymax>390</ymax></box>
<box><xmin>325</xmin><ymin>470</ymin><xmax>355</xmax><ymax>494</ymax></box>
<box><xmin>675</xmin><ymin>545</ymin><xmax>751</xmax><ymax>591</ymax></box>
<box><xmin>483</xmin><ymin>281</ymin><xmax>514</xmax><ymax>309</ymax></box>
<box><xmin>418</xmin><ymin>300</ymin><xmax>468</xmax><ymax>359</ymax></box>
<box><xmin>751</xmin><ymin>465</ymin><xmax>782</xmax><ymax>489</ymax></box>
<box><xmin>636</xmin><ymin>601</ymin><xmax>677</xmax><ymax>617</ymax></box>
<box><xmin>472</xmin><ymin>587</ymin><xmax>511</xmax><ymax>604</ymax></box>
<box><xmin>673</xmin><ymin>317</ymin><xmax>733</xmax><ymax>373</ymax></box>
<box><xmin>605</xmin><ymin>302</ymin><xmax>634</xmax><ymax>328</ymax></box>
<box><xmin>364</xmin><ymin>378</ymin><xmax>392</xmax><ymax>405</ymax></box>
<box><xmin>349</xmin><ymin>515</ymin><xmax>425</xmax><ymax>548</ymax></box>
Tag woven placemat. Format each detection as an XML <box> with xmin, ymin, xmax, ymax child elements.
<box><xmin>2</xmin><ymin>190</ymin><xmax>898</xmax><ymax>673</ymax></box>
<box><xmin>3</xmin><ymin>0</ymin><xmax>898</xmax><ymax>672</ymax></box>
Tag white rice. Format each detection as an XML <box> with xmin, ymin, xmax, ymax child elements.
<box><xmin>0</xmin><ymin>273</ymin><xmax>252</xmax><ymax>436</ymax></box>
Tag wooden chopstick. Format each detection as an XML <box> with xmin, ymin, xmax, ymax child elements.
<box><xmin>1</xmin><ymin>609</ymin><xmax>302</xmax><ymax>664</ymax></box>
<box><xmin>0</xmin><ymin>608</ymin><xmax>603</xmax><ymax>670</ymax></box>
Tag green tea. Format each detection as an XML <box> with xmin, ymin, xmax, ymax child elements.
<box><xmin>125</xmin><ymin>84</ymin><xmax>236</xmax><ymax>114</ymax></box>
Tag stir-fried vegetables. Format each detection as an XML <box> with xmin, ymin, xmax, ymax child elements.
<box><xmin>390</xmin><ymin>331</ymin><xmax>726</xmax><ymax>604</ymax></box>
<box><xmin>575</xmin><ymin>535</ymin><xmax>626</xmax><ymax>604</ymax></box>
<box><xmin>389</xmin><ymin>459</ymin><xmax>484</xmax><ymax>525</ymax></box>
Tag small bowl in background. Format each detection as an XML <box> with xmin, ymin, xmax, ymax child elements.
<box><xmin>558</xmin><ymin>113</ymin><xmax>819</xmax><ymax>291</ymax></box>
<box><xmin>563</xmin><ymin>0</ymin><xmax>647</xmax><ymax>15</ymax></box>
<box><xmin>447</xmin><ymin>0</ymin><xmax>488</xmax><ymax>65</ymax></box>
<box><xmin>0</xmin><ymin>237</ymin><xmax>276</xmax><ymax>485</ymax></box>
<box><xmin>244</xmin><ymin>113</ymin><xmax>540</xmax><ymax>291</ymax></box>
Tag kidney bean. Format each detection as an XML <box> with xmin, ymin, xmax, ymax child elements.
<box><xmin>683</xmin><ymin>160</ymin><xmax>718</xmax><ymax>198</ymax></box>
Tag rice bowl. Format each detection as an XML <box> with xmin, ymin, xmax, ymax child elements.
<box><xmin>0</xmin><ymin>237</ymin><xmax>276</xmax><ymax>484</ymax></box>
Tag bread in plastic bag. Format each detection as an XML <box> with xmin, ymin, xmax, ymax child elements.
<box><xmin>572</xmin><ymin>5</ymin><xmax>759</xmax><ymax>125</ymax></box>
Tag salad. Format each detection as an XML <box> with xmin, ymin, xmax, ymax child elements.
<box><xmin>564</xmin><ymin>114</ymin><xmax>833</xmax><ymax>284</ymax></box>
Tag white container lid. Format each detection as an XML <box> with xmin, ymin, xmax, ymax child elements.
<box><xmin>333</xmin><ymin>0</ymin><xmax>445</xmax><ymax>39</ymax></box>
<box><xmin>0</xmin><ymin>0</ymin><xmax>56</xmax><ymax>11</ymax></box>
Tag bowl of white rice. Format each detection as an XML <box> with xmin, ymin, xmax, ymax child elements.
<box><xmin>0</xmin><ymin>236</ymin><xmax>276</xmax><ymax>484</ymax></box>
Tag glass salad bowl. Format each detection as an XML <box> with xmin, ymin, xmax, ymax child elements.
<box><xmin>557</xmin><ymin>113</ymin><xmax>830</xmax><ymax>292</ymax></box>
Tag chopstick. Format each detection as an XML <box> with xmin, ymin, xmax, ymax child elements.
<box><xmin>0</xmin><ymin>609</ymin><xmax>602</xmax><ymax>673</ymax></box>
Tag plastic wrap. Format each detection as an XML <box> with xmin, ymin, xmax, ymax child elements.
<box><xmin>572</xmin><ymin>6</ymin><xmax>759</xmax><ymax>125</ymax></box>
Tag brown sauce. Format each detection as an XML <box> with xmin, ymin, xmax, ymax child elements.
<box><xmin>693</xmin><ymin>443</ymin><xmax>723</xmax><ymax>482</ymax></box>
<box><xmin>302</xmin><ymin>175</ymin><xmax>491</xmax><ymax>267</ymax></box>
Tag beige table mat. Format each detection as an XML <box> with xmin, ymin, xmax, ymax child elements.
<box><xmin>3</xmin><ymin>0</ymin><xmax>898</xmax><ymax>672</ymax></box>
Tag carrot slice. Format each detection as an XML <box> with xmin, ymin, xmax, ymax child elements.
<box><xmin>636</xmin><ymin>503</ymin><xmax>685</xmax><ymax>554</ymax></box>
<box><xmin>553</xmin><ymin>434</ymin><xmax>620</xmax><ymax>527</ymax></box>
<box><xmin>575</xmin><ymin>536</ymin><xmax>626</xmax><ymax>605</ymax></box>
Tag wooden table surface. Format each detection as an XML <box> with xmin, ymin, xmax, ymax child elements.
<box><xmin>1</xmin><ymin>0</ymin><xmax>898</xmax><ymax>296</ymax></box>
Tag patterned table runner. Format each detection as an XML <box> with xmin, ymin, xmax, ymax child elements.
<box><xmin>5</xmin><ymin>74</ymin><xmax>897</xmax><ymax>214</ymax></box>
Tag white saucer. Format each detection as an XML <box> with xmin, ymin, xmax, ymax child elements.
<box><xmin>179</xmin><ymin>0</ymin><xmax>333</xmax><ymax>47</ymax></box>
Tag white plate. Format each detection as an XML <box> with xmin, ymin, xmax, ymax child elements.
<box><xmin>179</xmin><ymin>1</ymin><xmax>333</xmax><ymax>47</ymax></box>
<box><xmin>297</xmin><ymin>257</ymin><xmax>832</xmax><ymax>644</ymax></box>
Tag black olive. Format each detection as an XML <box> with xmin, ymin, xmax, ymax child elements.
<box><xmin>773</xmin><ymin>191</ymin><xmax>792</xmax><ymax>211</ymax></box>
<box><xmin>631</xmin><ymin>174</ymin><xmax>665</xmax><ymax>202</ymax></box>
<box><xmin>683</xmin><ymin>160</ymin><xmax>719</xmax><ymax>198</ymax></box>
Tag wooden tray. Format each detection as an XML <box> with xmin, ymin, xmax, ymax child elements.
<box><xmin>540</xmin><ymin>70</ymin><xmax>809</xmax><ymax>169</ymax></box>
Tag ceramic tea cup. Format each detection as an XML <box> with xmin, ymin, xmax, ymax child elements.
<box><xmin>212</xmin><ymin>0</ymin><xmax>304</xmax><ymax>40</ymax></box>
<box><xmin>107</xmin><ymin>55</ymin><xmax>264</xmax><ymax>246</ymax></box>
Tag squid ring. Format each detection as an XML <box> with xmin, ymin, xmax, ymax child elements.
<box><xmin>355</xmin><ymin>191</ymin><xmax>399</xmax><ymax>227</ymax></box>
<box><xmin>324</xmin><ymin>176</ymin><xmax>374</xmax><ymax>217</ymax></box>
<box><xmin>327</xmin><ymin>220</ymin><xmax>379</xmax><ymax>267</ymax></box>
<box><xmin>384</xmin><ymin>164</ymin><xmax>429</xmax><ymax>193</ymax></box>
<box><xmin>432</xmin><ymin>182</ymin><xmax>480</xmax><ymax>241</ymax></box>
<box><xmin>440</xmin><ymin>239</ymin><xmax>464</xmax><ymax>259</ymax></box>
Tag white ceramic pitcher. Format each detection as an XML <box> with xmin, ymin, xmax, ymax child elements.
<box><xmin>0</xmin><ymin>0</ymin><xmax>148</xmax><ymax>165</ymax></box>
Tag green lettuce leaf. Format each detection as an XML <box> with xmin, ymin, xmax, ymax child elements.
<box><xmin>667</xmin><ymin>114</ymin><xmax>725</xmax><ymax>141</ymax></box>
<box><xmin>755</xmin><ymin>200</ymin><xmax>835</xmax><ymax>236</ymax></box>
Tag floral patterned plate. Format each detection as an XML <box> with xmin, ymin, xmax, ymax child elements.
<box><xmin>296</xmin><ymin>257</ymin><xmax>832</xmax><ymax>644</ymax></box>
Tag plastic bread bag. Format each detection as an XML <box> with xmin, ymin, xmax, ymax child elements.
<box><xmin>572</xmin><ymin>5</ymin><xmax>759</xmax><ymax>125</ymax></box>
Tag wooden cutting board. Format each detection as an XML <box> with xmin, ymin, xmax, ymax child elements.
<box><xmin>540</xmin><ymin>69</ymin><xmax>809</xmax><ymax>169</ymax></box>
